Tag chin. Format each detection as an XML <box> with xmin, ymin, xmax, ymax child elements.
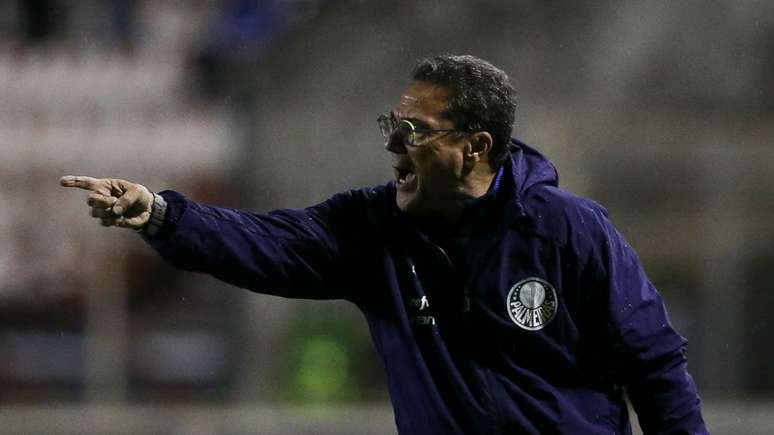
<box><xmin>396</xmin><ymin>190</ymin><xmax>436</xmax><ymax>216</ymax></box>
<box><xmin>395</xmin><ymin>191</ymin><xmax>411</xmax><ymax>212</ymax></box>
<box><xmin>396</xmin><ymin>191</ymin><xmax>420</xmax><ymax>214</ymax></box>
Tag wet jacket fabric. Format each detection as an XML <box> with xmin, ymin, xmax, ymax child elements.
<box><xmin>144</xmin><ymin>139</ymin><xmax>708</xmax><ymax>434</ymax></box>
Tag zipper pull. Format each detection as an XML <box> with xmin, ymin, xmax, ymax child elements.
<box><xmin>461</xmin><ymin>286</ymin><xmax>470</xmax><ymax>312</ymax></box>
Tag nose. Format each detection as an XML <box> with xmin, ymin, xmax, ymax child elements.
<box><xmin>385</xmin><ymin>135</ymin><xmax>407</xmax><ymax>154</ymax></box>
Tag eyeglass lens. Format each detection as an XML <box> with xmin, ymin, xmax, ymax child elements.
<box><xmin>377</xmin><ymin>113</ymin><xmax>397</xmax><ymax>144</ymax></box>
<box><xmin>378</xmin><ymin>114</ymin><xmax>416</xmax><ymax>147</ymax></box>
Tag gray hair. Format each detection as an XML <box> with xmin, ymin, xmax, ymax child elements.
<box><xmin>411</xmin><ymin>55</ymin><xmax>517</xmax><ymax>168</ymax></box>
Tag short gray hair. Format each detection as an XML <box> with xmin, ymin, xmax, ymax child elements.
<box><xmin>411</xmin><ymin>55</ymin><xmax>517</xmax><ymax>168</ymax></box>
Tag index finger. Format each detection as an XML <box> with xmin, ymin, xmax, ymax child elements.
<box><xmin>59</xmin><ymin>175</ymin><xmax>103</xmax><ymax>191</ymax></box>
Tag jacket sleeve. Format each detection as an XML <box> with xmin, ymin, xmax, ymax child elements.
<box><xmin>585</xmin><ymin>209</ymin><xmax>709</xmax><ymax>435</ymax></box>
<box><xmin>141</xmin><ymin>189</ymin><xmax>377</xmax><ymax>302</ymax></box>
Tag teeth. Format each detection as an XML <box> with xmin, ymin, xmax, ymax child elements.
<box><xmin>394</xmin><ymin>167</ymin><xmax>415</xmax><ymax>185</ymax></box>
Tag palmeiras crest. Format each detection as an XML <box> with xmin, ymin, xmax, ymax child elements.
<box><xmin>506</xmin><ymin>278</ymin><xmax>558</xmax><ymax>331</ymax></box>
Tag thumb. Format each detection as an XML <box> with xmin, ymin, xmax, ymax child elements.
<box><xmin>117</xmin><ymin>211</ymin><xmax>151</xmax><ymax>229</ymax></box>
<box><xmin>113</xmin><ymin>184</ymin><xmax>149</xmax><ymax>216</ymax></box>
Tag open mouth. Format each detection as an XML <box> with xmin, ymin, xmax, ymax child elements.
<box><xmin>394</xmin><ymin>166</ymin><xmax>417</xmax><ymax>187</ymax></box>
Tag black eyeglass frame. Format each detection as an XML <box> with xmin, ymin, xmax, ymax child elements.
<box><xmin>377</xmin><ymin>113</ymin><xmax>471</xmax><ymax>149</ymax></box>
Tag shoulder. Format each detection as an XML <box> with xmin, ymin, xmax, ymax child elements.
<box><xmin>327</xmin><ymin>183</ymin><xmax>393</xmax><ymax>205</ymax></box>
<box><xmin>308</xmin><ymin>183</ymin><xmax>395</xmax><ymax>229</ymax></box>
<box><xmin>320</xmin><ymin>183</ymin><xmax>393</xmax><ymax>212</ymax></box>
<box><xmin>520</xmin><ymin>184</ymin><xmax>612</xmax><ymax>258</ymax></box>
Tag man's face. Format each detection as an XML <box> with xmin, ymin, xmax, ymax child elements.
<box><xmin>388</xmin><ymin>81</ymin><xmax>470</xmax><ymax>216</ymax></box>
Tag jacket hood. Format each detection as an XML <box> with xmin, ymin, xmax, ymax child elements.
<box><xmin>493</xmin><ymin>138</ymin><xmax>558</xmax><ymax>224</ymax></box>
<box><xmin>507</xmin><ymin>138</ymin><xmax>559</xmax><ymax>196</ymax></box>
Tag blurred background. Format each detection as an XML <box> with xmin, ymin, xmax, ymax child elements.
<box><xmin>0</xmin><ymin>0</ymin><xmax>772</xmax><ymax>434</ymax></box>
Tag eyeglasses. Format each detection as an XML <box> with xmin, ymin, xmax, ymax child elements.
<box><xmin>377</xmin><ymin>113</ymin><xmax>468</xmax><ymax>151</ymax></box>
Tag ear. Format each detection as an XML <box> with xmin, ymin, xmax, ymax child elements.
<box><xmin>465</xmin><ymin>131</ymin><xmax>493</xmax><ymax>164</ymax></box>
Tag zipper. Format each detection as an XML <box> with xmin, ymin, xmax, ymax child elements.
<box><xmin>428</xmin><ymin>243</ymin><xmax>472</xmax><ymax>313</ymax></box>
<box><xmin>481</xmin><ymin>367</ymin><xmax>506</xmax><ymax>435</ymax></box>
<box><xmin>423</xmin><ymin>236</ymin><xmax>509</xmax><ymax>433</ymax></box>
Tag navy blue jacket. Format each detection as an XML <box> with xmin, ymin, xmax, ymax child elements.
<box><xmin>144</xmin><ymin>140</ymin><xmax>708</xmax><ymax>434</ymax></box>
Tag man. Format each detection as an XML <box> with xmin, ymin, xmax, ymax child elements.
<box><xmin>61</xmin><ymin>55</ymin><xmax>708</xmax><ymax>434</ymax></box>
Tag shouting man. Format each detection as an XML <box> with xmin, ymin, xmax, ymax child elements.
<box><xmin>61</xmin><ymin>55</ymin><xmax>708</xmax><ymax>434</ymax></box>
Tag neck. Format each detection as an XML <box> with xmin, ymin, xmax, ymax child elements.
<box><xmin>437</xmin><ymin>169</ymin><xmax>497</xmax><ymax>222</ymax></box>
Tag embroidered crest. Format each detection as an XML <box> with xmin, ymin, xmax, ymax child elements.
<box><xmin>506</xmin><ymin>278</ymin><xmax>558</xmax><ymax>331</ymax></box>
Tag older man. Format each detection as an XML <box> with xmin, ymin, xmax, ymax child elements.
<box><xmin>61</xmin><ymin>55</ymin><xmax>708</xmax><ymax>434</ymax></box>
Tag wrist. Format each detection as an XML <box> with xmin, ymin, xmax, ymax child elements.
<box><xmin>140</xmin><ymin>192</ymin><xmax>167</xmax><ymax>236</ymax></box>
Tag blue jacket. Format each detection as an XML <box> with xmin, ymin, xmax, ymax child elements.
<box><xmin>144</xmin><ymin>140</ymin><xmax>708</xmax><ymax>434</ymax></box>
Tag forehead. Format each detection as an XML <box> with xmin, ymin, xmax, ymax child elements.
<box><xmin>395</xmin><ymin>81</ymin><xmax>451</xmax><ymax>124</ymax></box>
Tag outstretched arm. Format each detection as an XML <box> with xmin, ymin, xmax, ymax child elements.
<box><xmin>60</xmin><ymin>175</ymin><xmax>375</xmax><ymax>301</ymax></box>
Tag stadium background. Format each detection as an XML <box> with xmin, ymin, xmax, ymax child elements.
<box><xmin>1</xmin><ymin>1</ymin><xmax>773</xmax><ymax>434</ymax></box>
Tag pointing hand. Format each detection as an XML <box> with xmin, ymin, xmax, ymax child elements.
<box><xmin>60</xmin><ymin>175</ymin><xmax>154</xmax><ymax>229</ymax></box>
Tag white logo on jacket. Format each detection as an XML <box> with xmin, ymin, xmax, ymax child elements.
<box><xmin>506</xmin><ymin>278</ymin><xmax>558</xmax><ymax>330</ymax></box>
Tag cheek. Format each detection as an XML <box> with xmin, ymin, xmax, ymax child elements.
<box><xmin>419</xmin><ymin>152</ymin><xmax>464</xmax><ymax>184</ymax></box>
